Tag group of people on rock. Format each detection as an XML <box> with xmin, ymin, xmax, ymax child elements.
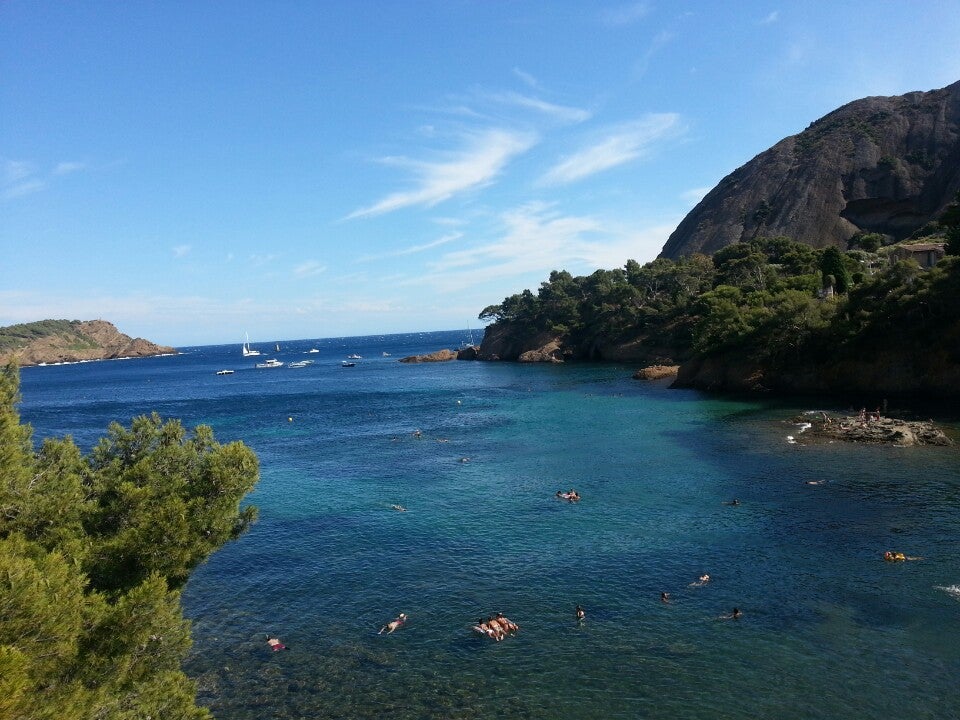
<box><xmin>555</xmin><ymin>489</ymin><xmax>581</xmax><ymax>502</ymax></box>
<box><xmin>472</xmin><ymin>612</ymin><xmax>520</xmax><ymax>641</ymax></box>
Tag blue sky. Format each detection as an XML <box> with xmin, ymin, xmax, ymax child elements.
<box><xmin>3</xmin><ymin>1</ymin><xmax>960</xmax><ymax>346</ymax></box>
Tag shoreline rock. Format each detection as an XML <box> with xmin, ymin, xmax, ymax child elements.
<box><xmin>399</xmin><ymin>347</ymin><xmax>479</xmax><ymax>363</ymax></box>
<box><xmin>795</xmin><ymin>413</ymin><xmax>953</xmax><ymax>446</ymax></box>
<box><xmin>1</xmin><ymin>320</ymin><xmax>176</xmax><ymax>367</ymax></box>
<box><xmin>633</xmin><ymin>364</ymin><xmax>680</xmax><ymax>381</ymax></box>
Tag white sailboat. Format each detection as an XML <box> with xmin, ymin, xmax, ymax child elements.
<box><xmin>242</xmin><ymin>332</ymin><xmax>262</xmax><ymax>357</ymax></box>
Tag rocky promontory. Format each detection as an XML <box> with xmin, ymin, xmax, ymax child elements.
<box><xmin>795</xmin><ymin>413</ymin><xmax>953</xmax><ymax>446</ymax></box>
<box><xmin>0</xmin><ymin>320</ymin><xmax>176</xmax><ymax>367</ymax></box>
<box><xmin>399</xmin><ymin>347</ymin><xmax>478</xmax><ymax>363</ymax></box>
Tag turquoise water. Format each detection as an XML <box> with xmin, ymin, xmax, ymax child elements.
<box><xmin>18</xmin><ymin>330</ymin><xmax>960</xmax><ymax>719</ymax></box>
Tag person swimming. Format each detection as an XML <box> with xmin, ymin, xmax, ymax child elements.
<box><xmin>378</xmin><ymin>613</ymin><xmax>407</xmax><ymax>634</ymax></box>
<box><xmin>723</xmin><ymin>499</ymin><xmax>740</xmax><ymax>506</ymax></box>
<box><xmin>266</xmin><ymin>635</ymin><xmax>288</xmax><ymax>651</ymax></box>
<box><xmin>575</xmin><ymin>604</ymin><xmax>585</xmax><ymax>622</ymax></box>
<box><xmin>690</xmin><ymin>573</ymin><xmax>710</xmax><ymax>587</ymax></box>
<box><xmin>660</xmin><ymin>591</ymin><xmax>671</xmax><ymax>603</ymax></box>
<box><xmin>884</xmin><ymin>551</ymin><xmax>922</xmax><ymax>562</ymax></box>
<box><xmin>391</xmin><ymin>504</ymin><xmax>406</xmax><ymax>512</ymax></box>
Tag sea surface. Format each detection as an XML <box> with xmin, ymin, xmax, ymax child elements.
<box><xmin>17</xmin><ymin>330</ymin><xmax>960</xmax><ymax>720</ymax></box>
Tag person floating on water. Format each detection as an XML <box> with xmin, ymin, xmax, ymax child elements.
<box><xmin>575</xmin><ymin>604</ymin><xmax>585</xmax><ymax>622</ymax></box>
<box><xmin>884</xmin><ymin>551</ymin><xmax>923</xmax><ymax>562</ymax></box>
<box><xmin>378</xmin><ymin>613</ymin><xmax>407</xmax><ymax>634</ymax></box>
<box><xmin>391</xmin><ymin>504</ymin><xmax>406</xmax><ymax>512</ymax></box>
<box><xmin>719</xmin><ymin>607</ymin><xmax>742</xmax><ymax>620</ymax></box>
<box><xmin>660</xmin><ymin>592</ymin><xmax>671</xmax><ymax>603</ymax></box>
<box><xmin>690</xmin><ymin>573</ymin><xmax>710</xmax><ymax>587</ymax></box>
<box><xmin>266</xmin><ymin>635</ymin><xmax>288</xmax><ymax>651</ymax></box>
<box><xmin>472</xmin><ymin>613</ymin><xmax>519</xmax><ymax>641</ymax></box>
<box><xmin>556</xmin><ymin>489</ymin><xmax>581</xmax><ymax>502</ymax></box>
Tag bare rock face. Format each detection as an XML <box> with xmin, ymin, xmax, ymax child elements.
<box><xmin>661</xmin><ymin>79</ymin><xmax>960</xmax><ymax>259</ymax></box>
<box><xmin>799</xmin><ymin>414</ymin><xmax>952</xmax><ymax>446</ymax></box>
<box><xmin>632</xmin><ymin>364</ymin><xmax>679</xmax><ymax>381</ymax></box>
<box><xmin>398</xmin><ymin>349</ymin><xmax>459</xmax><ymax>363</ymax></box>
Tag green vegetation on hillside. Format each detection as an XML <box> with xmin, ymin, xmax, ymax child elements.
<box><xmin>480</xmin><ymin>229</ymin><xmax>959</xmax><ymax>378</ymax></box>
<box><xmin>0</xmin><ymin>363</ymin><xmax>259</xmax><ymax>719</ymax></box>
<box><xmin>0</xmin><ymin>320</ymin><xmax>85</xmax><ymax>354</ymax></box>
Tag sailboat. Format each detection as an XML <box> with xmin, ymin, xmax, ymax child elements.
<box><xmin>242</xmin><ymin>332</ymin><xmax>262</xmax><ymax>357</ymax></box>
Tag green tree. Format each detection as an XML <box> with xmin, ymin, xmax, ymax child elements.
<box><xmin>819</xmin><ymin>246</ymin><xmax>850</xmax><ymax>294</ymax></box>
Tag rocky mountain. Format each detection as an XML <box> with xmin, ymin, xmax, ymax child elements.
<box><xmin>660</xmin><ymin>80</ymin><xmax>960</xmax><ymax>259</ymax></box>
<box><xmin>0</xmin><ymin>320</ymin><xmax>176</xmax><ymax>367</ymax></box>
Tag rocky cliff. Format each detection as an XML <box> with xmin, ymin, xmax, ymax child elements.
<box><xmin>661</xmin><ymin>80</ymin><xmax>960</xmax><ymax>259</ymax></box>
<box><xmin>0</xmin><ymin>320</ymin><xmax>176</xmax><ymax>367</ymax></box>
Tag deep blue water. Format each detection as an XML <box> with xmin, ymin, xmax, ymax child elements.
<box><xmin>17</xmin><ymin>330</ymin><xmax>960</xmax><ymax>719</ymax></box>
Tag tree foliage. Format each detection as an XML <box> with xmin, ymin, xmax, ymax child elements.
<box><xmin>0</xmin><ymin>363</ymin><xmax>259</xmax><ymax>720</ymax></box>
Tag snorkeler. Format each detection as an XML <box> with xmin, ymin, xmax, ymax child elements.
<box><xmin>378</xmin><ymin>613</ymin><xmax>407</xmax><ymax>634</ymax></box>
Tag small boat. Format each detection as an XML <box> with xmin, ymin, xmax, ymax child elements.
<box><xmin>275</xmin><ymin>343</ymin><xmax>281</xmax><ymax>352</ymax></box>
<box><xmin>242</xmin><ymin>332</ymin><xmax>262</xmax><ymax>357</ymax></box>
<box><xmin>382</xmin><ymin>351</ymin><xmax>391</xmax><ymax>357</ymax></box>
<box><xmin>288</xmin><ymin>360</ymin><xmax>312</xmax><ymax>368</ymax></box>
<box><xmin>256</xmin><ymin>358</ymin><xmax>284</xmax><ymax>368</ymax></box>
<box><xmin>341</xmin><ymin>361</ymin><xmax>356</xmax><ymax>367</ymax></box>
<box><xmin>307</xmin><ymin>348</ymin><xmax>320</xmax><ymax>354</ymax></box>
<box><xmin>347</xmin><ymin>353</ymin><xmax>362</xmax><ymax>360</ymax></box>
<box><xmin>216</xmin><ymin>369</ymin><xmax>235</xmax><ymax>375</ymax></box>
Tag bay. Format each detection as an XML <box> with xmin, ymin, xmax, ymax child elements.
<box><xmin>17</xmin><ymin>329</ymin><xmax>960</xmax><ymax>719</ymax></box>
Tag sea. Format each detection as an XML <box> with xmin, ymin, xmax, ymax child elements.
<box><xmin>17</xmin><ymin>329</ymin><xmax>960</xmax><ymax>720</ymax></box>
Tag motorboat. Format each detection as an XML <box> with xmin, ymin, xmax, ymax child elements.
<box><xmin>216</xmin><ymin>369</ymin><xmax>235</xmax><ymax>375</ymax></box>
<box><xmin>341</xmin><ymin>361</ymin><xmax>356</xmax><ymax>367</ymax></box>
<box><xmin>256</xmin><ymin>358</ymin><xmax>284</xmax><ymax>368</ymax></box>
<box><xmin>288</xmin><ymin>360</ymin><xmax>313</xmax><ymax>368</ymax></box>
<box><xmin>347</xmin><ymin>353</ymin><xmax>362</xmax><ymax>360</ymax></box>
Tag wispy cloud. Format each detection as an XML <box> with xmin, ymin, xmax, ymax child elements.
<box><xmin>488</xmin><ymin>91</ymin><xmax>592</xmax><ymax>123</ymax></box>
<box><xmin>293</xmin><ymin>260</ymin><xmax>327</xmax><ymax>278</ymax></box>
<box><xmin>172</xmin><ymin>244</ymin><xmax>192</xmax><ymax>258</ymax></box>
<box><xmin>539</xmin><ymin>113</ymin><xmax>683</xmax><ymax>185</ymax></box>
<box><xmin>53</xmin><ymin>161</ymin><xmax>85</xmax><ymax>176</ymax></box>
<box><xmin>2</xmin><ymin>158</ymin><xmax>87</xmax><ymax>200</ymax></box>
<box><xmin>601</xmin><ymin>2</ymin><xmax>651</xmax><ymax>27</ymax></box>
<box><xmin>347</xmin><ymin>129</ymin><xmax>536</xmax><ymax>219</ymax></box>
<box><xmin>512</xmin><ymin>67</ymin><xmax>540</xmax><ymax>89</ymax></box>
<box><xmin>634</xmin><ymin>29</ymin><xmax>675</xmax><ymax>76</ymax></box>
<box><xmin>681</xmin><ymin>186</ymin><xmax>712</xmax><ymax>206</ymax></box>
<box><xmin>759</xmin><ymin>11</ymin><xmax>779</xmax><ymax>25</ymax></box>
<box><xmin>404</xmin><ymin>202</ymin><xmax>675</xmax><ymax>294</ymax></box>
<box><xmin>358</xmin><ymin>232</ymin><xmax>462</xmax><ymax>263</ymax></box>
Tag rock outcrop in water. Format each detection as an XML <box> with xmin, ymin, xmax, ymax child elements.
<box><xmin>0</xmin><ymin>319</ymin><xmax>176</xmax><ymax>367</ymax></box>
<box><xmin>660</xmin><ymin>79</ymin><xmax>960</xmax><ymax>259</ymax></box>
<box><xmin>796</xmin><ymin>414</ymin><xmax>953</xmax><ymax>446</ymax></box>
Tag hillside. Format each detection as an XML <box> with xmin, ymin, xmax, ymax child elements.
<box><xmin>660</xmin><ymin>79</ymin><xmax>960</xmax><ymax>259</ymax></box>
<box><xmin>0</xmin><ymin>320</ymin><xmax>176</xmax><ymax>367</ymax></box>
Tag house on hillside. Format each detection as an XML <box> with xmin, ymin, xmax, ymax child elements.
<box><xmin>889</xmin><ymin>242</ymin><xmax>946</xmax><ymax>269</ymax></box>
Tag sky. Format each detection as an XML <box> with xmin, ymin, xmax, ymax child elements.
<box><xmin>3</xmin><ymin>2</ymin><xmax>960</xmax><ymax>346</ymax></box>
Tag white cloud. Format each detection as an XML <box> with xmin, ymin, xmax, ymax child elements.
<box><xmin>293</xmin><ymin>260</ymin><xmax>327</xmax><ymax>278</ymax></box>
<box><xmin>489</xmin><ymin>91</ymin><xmax>591</xmax><ymax>123</ymax></box>
<box><xmin>759</xmin><ymin>11</ymin><xmax>779</xmax><ymax>25</ymax></box>
<box><xmin>601</xmin><ymin>2</ymin><xmax>651</xmax><ymax>27</ymax></box>
<box><xmin>403</xmin><ymin>203</ymin><xmax>673</xmax><ymax>295</ymax></box>
<box><xmin>347</xmin><ymin>129</ymin><xmax>537</xmax><ymax>219</ymax></box>
<box><xmin>512</xmin><ymin>67</ymin><xmax>540</xmax><ymax>89</ymax></box>
<box><xmin>681</xmin><ymin>186</ymin><xmax>712</xmax><ymax>206</ymax></box>
<box><xmin>53</xmin><ymin>161</ymin><xmax>85</xmax><ymax>176</ymax></box>
<box><xmin>634</xmin><ymin>29</ymin><xmax>675</xmax><ymax>76</ymax></box>
<box><xmin>172</xmin><ymin>244</ymin><xmax>192</xmax><ymax>258</ymax></box>
<box><xmin>540</xmin><ymin>113</ymin><xmax>683</xmax><ymax>185</ymax></box>
<box><xmin>358</xmin><ymin>232</ymin><xmax>462</xmax><ymax>263</ymax></box>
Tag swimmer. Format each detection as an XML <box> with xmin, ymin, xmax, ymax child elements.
<box><xmin>805</xmin><ymin>480</ymin><xmax>826</xmax><ymax>486</ymax></box>
<box><xmin>575</xmin><ymin>604</ymin><xmax>585</xmax><ymax>622</ymax></box>
<box><xmin>719</xmin><ymin>607</ymin><xmax>742</xmax><ymax>620</ymax></box>
<box><xmin>378</xmin><ymin>613</ymin><xmax>407</xmax><ymax>634</ymax></box>
<box><xmin>494</xmin><ymin>612</ymin><xmax>519</xmax><ymax>634</ymax></box>
<box><xmin>690</xmin><ymin>573</ymin><xmax>710</xmax><ymax>587</ymax></box>
<box><xmin>472</xmin><ymin>618</ymin><xmax>501</xmax><ymax>641</ymax></box>
<box><xmin>437</xmin><ymin>438</ymin><xmax>449</xmax><ymax>443</ymax></box>
<box><xmin>391</xmin><ymin>504</ymin><xmax>406</xmax><ymax>512</ymax></box>
<box><xmin>266</xmin><ymin>635</ymin><xmax>288</xmax><ymax>651</ymax></box>
<box><xmin>722</xmin><ymin>499</ymin><xmax>740</xmax><ymax>506</ymax></box>
<box><xmin>884</xmin><ymin>551</ymin><xmax>922</xmax><ymax>562</ymax></box>
<box><xmin>413</xmin><ymin>429</ymin><xmax>422</xmax><ymax>439</ymax></box>
<box><xmin>459</xmin><ymin>457</ymin><xmax>470</xmax><ymax>463</ymax></box>
<box><xmin>660</xmin><ymin>592</ymin><xmax>671</xmax><ymax>604</ymax></box>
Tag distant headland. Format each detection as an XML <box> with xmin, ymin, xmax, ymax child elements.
<box><xmin>0</xmin><ymin>320</ymin><xmax>176</xmax><ymax>367</ymax></box>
